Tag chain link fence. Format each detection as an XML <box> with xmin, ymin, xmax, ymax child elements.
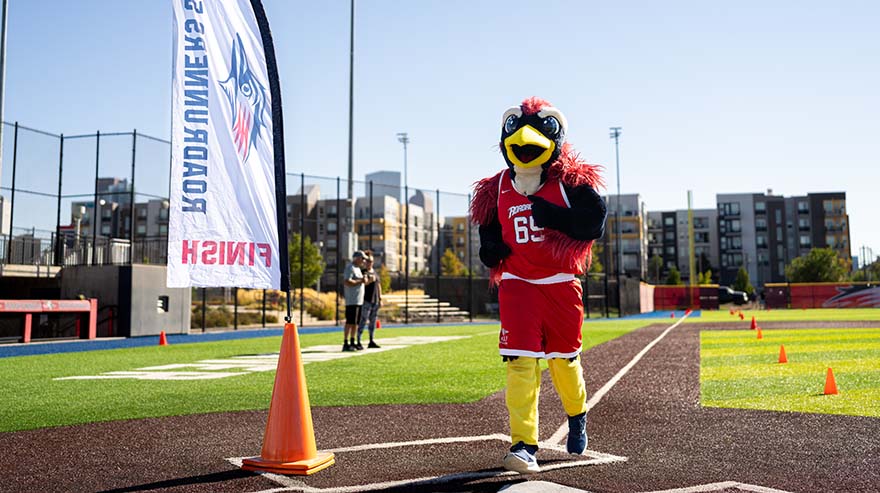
<box><xmin>2</xmin><ymin>121</ymin><xmax>623</xmax><ymax>329</ymax></box>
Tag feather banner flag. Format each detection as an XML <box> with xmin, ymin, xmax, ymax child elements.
<box><xmin>168</xmin><ymin>0</ymin><xmax>289</xmax><ymax>290</ymax></box>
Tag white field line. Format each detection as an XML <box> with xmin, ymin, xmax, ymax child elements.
<box><xmin>324</xmin><ymin>433</ymin><xmax>510</xmax><ymax>453</ymax></box>
<box><xmin>639</xmin><ymin>481</ymin><xmax>793</xmax><ymax>493</ymax></box>
<box><xmin>234</xmin><ymin>452</ymin><xmax>624</xmax><ymax>493</ymax></box>
<box><xmin>546</xmin><ymin>313</ymin><xmax>691</xmax><ymax>446</ymax></box>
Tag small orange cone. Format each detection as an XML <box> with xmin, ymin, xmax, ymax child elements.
<box><xmin>750</xmin><ymin>316</ymin><xmax>757</xmax><ymax>330</ymax></box>
<box><xmin>729</xmin><ymin>309</ymin><xmax>734</xmax><ymax>316</ymax></box>
<box><xmin>739</xmin><ymin>312</ymin><xmax>745</xmax><ymax>320</ymax></box>
<box><xmin>824</xmin><ymin>368</ymin><xmax>838</xmax><ymax>395</ymax></box>
<box><xmin>670</xmin><ymin>312</ymin><xmax>675</xmax><ymax>319</ymax></box>
<box><xmin>241</xmin><ymin>323</ymin><xmax>335</xmax><ymax>475</ymax></box>
<box><xmin>159</xmin><ymin>331</ymin><xmax>169</xmax><ymax>346</ymax></box>
<box><xmin>778</xmin><ymin>345</ymin><xmax>788</xmax><ymax>363</ymax></box>
<box><xmin>376</xmin><ymin>319</ymin><xmax>381</xmax><ymax>329</ymax></box>
<box><xmin>756</xmin><ymin>327</ymin><xmax>763</xmax><ymax>340</ymax></box>
<box><xmin>685</xmin><ymin>308</ymin><xmax>692</xmax><ymax>316</ymax></box>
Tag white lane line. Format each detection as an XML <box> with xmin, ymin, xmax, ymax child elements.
<box><xmin>547</xmin><ymin>313</ymin><xmax>691</xmax><ymax>446</ymax></box>
<box><xmin>639</xmin><ymin>481</ymin><xmax>793</xmax><ymax>493</ymax></box>
<box><xmin>324</xmin><ymin>433</ymin><xmax>510</xmax><ymax>453</ymax></box>
<box><xmin>238</xmin><ymin>455</ymin><xmax>624</xmax><ymax>493</ymax></box>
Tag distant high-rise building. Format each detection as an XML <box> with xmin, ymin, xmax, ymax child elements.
<box><xmin>365</xmin><ymin>171</ymin><xmax>402</xmax><ymax>202</ymax></box>
<box><xmin>647</xmin><ymin>208</ymin><xmax>718</xmax><ymax>283</ymax></box>
<box><xmin>605</xmin><ymin>194</ymin><xmax>648</xmax><ymax>279</ymax></box>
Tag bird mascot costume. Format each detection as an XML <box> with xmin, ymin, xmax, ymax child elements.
<box><xmin>470</xmin><ymin>97</ymin><xmax>607</xmax><ymax>474</ymax></box>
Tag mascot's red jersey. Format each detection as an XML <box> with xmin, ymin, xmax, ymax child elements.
<box><xmin>497</xmin><ymin>169</ymin><xmax>584</xmax><ymax>280</ymax></box>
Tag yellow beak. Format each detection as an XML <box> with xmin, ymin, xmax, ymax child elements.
<box><xmin>503</xmin><ymin>125</ymin><xmax>556</xmax><ymax>169</ymax></box>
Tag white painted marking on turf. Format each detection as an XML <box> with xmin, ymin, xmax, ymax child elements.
<box><xmin>53</xmin><ymin>336</ymin><xmax>467</xmax><ymax>381</ymax></box>
<box><xmin>325</xmin><ymin>433</ymin><xmax>510</xmax><ymax>453</ymax></box>
<box><xmin>639</xmin><ymin>481</ymin><xmax>793</xmax><ymax>493</ymax></box>
<box><xmin>547</xmin><ymin>313</ymin><xmax>691</xmax><ymax>446</ymax></box>
<box><xmin>226</xmin><ymin>457</ymin><xmax>311</xmax><ymax>491</ymax></box>
<box><xmin>233</xmin><ymin>448</ymin><xmax>624</xmax><ymax>493</ymax></box>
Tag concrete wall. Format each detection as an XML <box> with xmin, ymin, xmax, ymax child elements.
<box><xmin>61</xmin><ymin>265</ymin><xmax>190</xmax><ymax>337</ymax></box>
<box><xmin>129</xmin><ymin>265</ymin><xmax>190</xmax><ymax>336</ymax></box>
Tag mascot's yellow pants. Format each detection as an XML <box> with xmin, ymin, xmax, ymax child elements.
<box><xmin>506</xmin><ymin>356</ymin><xmax>586</xmax><ymax>446</ymax></box>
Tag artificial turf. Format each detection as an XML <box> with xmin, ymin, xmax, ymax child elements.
<box><xmin>700</xmin><ymin>327</ymin><xmax>880</xmax><ymax>418</ymax></box>
<box><xmin>690</xmin><ymin>307</ymin><xmax>880</xmax><ymax>323</ymax></box>
<box><xmin>0</xmin><ymin>319</ymin><xmax>646</xmax><ymax>432</ymax></box>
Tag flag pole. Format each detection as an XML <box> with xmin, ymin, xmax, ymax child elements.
<box><xmin>249</xmin><ymin>0</ymin><xmax>291</xmax><ymax>322</ymax></box>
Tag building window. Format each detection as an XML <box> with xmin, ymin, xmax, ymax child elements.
<box><xmin>101</xmin><ymin>225</ymin><xmax>111</xmax><ymax>235</ymax></box>
<box><xmin>328</xmin><ymin>223</ymin><xmax>337</xmax><ymax>233</ymax></box>
<box><xmin>137</xmin><ymin>224</ymin><xmax>146</xmax><ymax>235</ymax></box>
<box><xmin>664</xmin><ymin>217</ymin><xmax>674</xmax><ymax>226</ymax></box>
<box><xmin>826</xmin><ymin>235</ymin><xmax>836</xmax><ymax>248</ymax></box>
<box><xmin>755</xmin><ymin>202</ymin><xmax>766</xmax><ymax>212</ymax></box>
<box><xmin>799</xmin><ymin>235</ymin><xmax>811</xmax><ymax>247</ymax></box>
<box><xmin>159</xmin><ymin>225</ymin><xmax>168</xmax><ymax>234</ymax></box>
<box><xmin>664</xmin><ymin>231</ymin><xmax>674</xmax><ymax>240</ymax></box>
<box><xmin>138</xmin><ymin>208</ymin><xmax>147</xmax><ymax>218</ymax></box>
<box><xmin>731</xmin><ymin>236</ymin><xmax>742</xmax><ymax>249</ymax></box>
<box><xmin>756</xmin><ymin>218</ymin><xmax>767</xmax><ymax>230</ymax></box>
<box><xmin>799</xmin><ymin>218</ymin><xmax>810</xmax><ymax>230</ymax></box>
<box><xmin>775</xmin><ymin>209</ymin><xmax>782</xmax><ymax>222</ymax></box>
<box><xmin>798</xmin><ymin>201</ymin><xmax>809</xmax><ymax>213</ymax></box>
<box><xmin>665</xmin><ymin>246</ymin><xmax>675</xmax><ymax>255</ymax></box>
<box><xmin>756</xmin><ymin>235</ymin><xmax>767</xmax><ymax>247</ymax></box>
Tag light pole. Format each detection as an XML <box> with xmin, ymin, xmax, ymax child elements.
<box><xmin>609</xmin><ymin>127</ymin><xmax>623</xmax><ymax>316</ymax></box>
<box><xmin>74</xmin><ymin>205</ymin><xmax>85</xmax><ymax>263</ymax></box>
<box><xmin>346</xmin><ymin>0</ymin><xmax>356</xmax><ymax>242</ymax></box>
<box><xmin>397</xmin><ymin>132</ymin><xmax>410</xmax><ymax>194</ymax></box>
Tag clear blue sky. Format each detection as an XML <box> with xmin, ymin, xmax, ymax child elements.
<box><xmin>2</xmin><ymin>1</ymin><xmax>878</xmax><ymax>261</ymax></box>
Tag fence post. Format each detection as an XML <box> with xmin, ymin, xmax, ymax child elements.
<box><xmin>435</xmin><ymin>189</ymin><xmax>440</xmax><ymax>323</ymax></box>
<box><xmin>129</xmin><ymin>130</ymin><xmax>136</xmax><ymax>264</ymax></box>
<box><xmin>262</xmin><ymin>289</ymin><xmax>266</xmax><ymax>327</ymax></box>
<box><xmin>300</xmin><ymin>172</ymin><xmax>305</xmax><ymax>328</ymax></box>
<box><xmin>467</xmin><ymin>192</ymin><xmax>473</xmax><ymax>323</ymax></box>
<box><xmin>404</xmin><ymin>184</ymin><xmax>409</xmax><ymax>324</ymax></box>
<box><xmin>335</xmin><ymin>177</ymin><xmax>341</xmax><ymax>326</ymax></box>
<box><xmin>91</xmin><ymin>131</ymin><xmax>100</xmax><ymax>266</ymax></box>
<box><xmin>369</xmin><ymin>181</ymin><xmax>373</xmax><ymax>253</ymax></box>
<box><xmin>603</xmin><ymin>221</ymin><xmax>610</xmax><ymax>318</ymax></box>
<box><xmin>54</xmin><ymin>134</ymin><xmax>64</xmax><ymax>266</ymax></box>
<box><xmin>233</xmin><ymin>287</ymin><xmax>239</xmax><ymax>330</ymax></box>
<box><xmin>201</xmin><ymin>287</ymin><xmax>206</xmax><ymax>332</ymax></box>
<box><xmin>6</xmin><ymin>122</ymin><xmax>17</xmax><ymax>262</ymax></box>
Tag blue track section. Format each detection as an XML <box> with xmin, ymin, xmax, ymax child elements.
<box><xmin>619</xmin><ymin>310</ymin><xmax>701</xmax><ymax>320</ymax></box>
<box><xmin>0</xmin><ymin>321</ymin><xmax>500</xmax><ymax>359</ymax></box>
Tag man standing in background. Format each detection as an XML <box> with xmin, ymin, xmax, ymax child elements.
<box><xmin>357</xmin><ymin>251</ymin><xmax>382</xmax><ymax>349</ymax></box>
<box><xmin>342</xmin><ymin>250</ymin><xmax>367</xmax><ymax>352</ymax></box>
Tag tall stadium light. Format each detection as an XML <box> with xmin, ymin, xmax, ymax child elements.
<box><xmin>397</xmin><ymin>132</ymin><xmax>410</xmax><ymax>192</ymax></box>
<box><xmin>609</xmin><ymin>126</ymin><xmax>623</xmax><ymax>317</ymax></box>
<box><xmin>0</xmin><ymin>0</ymin><xmax>8</xmax><ymax>180</ymax></box>
<box><xmin>346</xmin><ymin>0</ymin><xmax>356</xmax><ymax>243</ymax></box>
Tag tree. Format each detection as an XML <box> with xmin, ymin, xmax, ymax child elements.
<box><xmin>648</xmin><ymin>255</ymin><xmax>664</xmax><ymax>284</ymax></box>
<box><xmin>666</xmin><ymin>266</ymin><xmax>683</xmax><ymax>285</ymax></box>
<box><xmin>440</xmin><ymin>248</ymin><xmax>466</xmax><ymax>276</ymax></box>
<box><xmin>851</xmin><ymin>259</ymin><xmax>880</xmax><ymax>282</ymax></box>
<box><xmin>589</xmin><ymin>243</ymin><xmax>604</xmax><ymax>274</ymax></box>
<box><xmin>377</xmin><ymin>264</ymin><xmax>392</xmax><ymax>293</ymax></box>
<box><xmin>732</xmin><ymin>266</ymin><xmax>754</xmax><ymax>295</ymax></box>
<box><xmin>698</xmin><ymin>269</ymin><xmax>713</xmax><ymax>285</ymax></box>
<box><xmin>288</xmin><ymin>233</ymin><xmax>325</xmax><ymax>289</ymax></box>
<box><xmin>786</xmin><ymin>247</ymin><xmax>850</xmax><ymax>283</ymax></box>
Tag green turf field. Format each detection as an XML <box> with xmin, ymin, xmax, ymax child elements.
<box><xmin>0</xmin><ymin>319</ymin><xmax>646</xmax><ymax>432</ymax></box>
<box><xmin>690</xmin><ymin>307</ymin><xmax>880</xmax><ymax>323</ymax></box>
<box><xmin>701</xmin><ymin>327</ymin><xmax>880</xmax><ymax>417</ymax></box>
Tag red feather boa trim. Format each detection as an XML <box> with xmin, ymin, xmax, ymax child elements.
<box><xmin>470</xmin><ymin>144</ymin><xmax>604</xmax><ymax>286</ymax></box>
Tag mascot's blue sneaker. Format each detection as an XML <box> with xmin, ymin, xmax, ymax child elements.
<box><xmin>502</xmin><ymin>441</ymin><xmax>539</xmax><ymax>474</ymax></box>
<box><xmin>566</xmin><ymin>412</ymin><xmax>588</xmax><ymax>454</ymax></box>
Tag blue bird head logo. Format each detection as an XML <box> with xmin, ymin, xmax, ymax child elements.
<box><xmin>220</xmin><ymin>33</ymin><xmax>268</xmax><ymax>163</ymax></box>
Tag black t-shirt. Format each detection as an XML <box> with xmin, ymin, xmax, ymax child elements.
<box><xmin>364</xmin><ymin>279</ymin><xmax>376</xmax><ymax>303</ymax></box>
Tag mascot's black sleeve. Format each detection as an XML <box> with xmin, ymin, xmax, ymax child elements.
<box><xmin>478</xmin><ymin>210</ymin><xmax>511</xmax><ymax>268</ymax></box>
<box><xmin>528</xmin><ymin>185</ymin><xmax>607</xmax><ymax>241</ymax></box>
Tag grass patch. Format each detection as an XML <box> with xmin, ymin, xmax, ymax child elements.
<box><xmin>0</xmin><ymin>319</ymin><xmax>647</xmax><ymax>432</ymax></box>
<box><xmin>690</xmin><ymin>308</ymin><xmax>880</xmax><ymax>323</ymax></box>
<box><xmin>700</xmin><ymin>328</ymin><xmax>880</xmax><ymax>417</ymax></box>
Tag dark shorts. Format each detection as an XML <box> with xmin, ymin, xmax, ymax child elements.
<box><xmin>345</xmin><ymin>305</ymin><xmax>362</xmax><ymax>325</ymax></box>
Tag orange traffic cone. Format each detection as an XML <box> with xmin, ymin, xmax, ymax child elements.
<box><xmin>685</xmin><ymin>308</ymin><xmax>692</xmax><ymax>316</ymax></box>
<box><xmin>158</xmin><ymin>331</ymin><xmax>168</xmax><ymax>346</ymax></box>
<box><xmin>756</xmin><ymin>327</ymin><xmax>763</xmax><ymax>340</ymax></box>
<box><xmin>670</xmin><ymin>312</ymin><xmax>675</xmax><ymax>319</ymax></box>
<box><xmin>729</xmin><ymin>309</ymin><xmax>734</xmax><ymax>316</ymax></box>
<box><xmin>750</xmin><ymin>316</ymin><xmax>757</xmax><ymax>330</ymax></box>
<box><xmin>241</xmin><ymin>323</ymin><xmax>335</xmax><ymax>475</ymax></box>
<box><xmin>738</xmin><ymin>312</ymin><xmax>745</xmax><ymax>320</ymax></box>
<box><xmin>376</xmin><ymin>319</ymin><xmax>381</xmax><ymax>329</ymax></box>
<box><xmin>824</xmin><ymin>368</ymin><xmax>838</xmax><ymax>395</ymax></box>
<box><xmin>778</xmin><ymin>345</ymin><xmax>788</xmax><ymax>363</ymax></box>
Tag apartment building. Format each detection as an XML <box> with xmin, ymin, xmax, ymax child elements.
<box><xmin>605</xmin><ymin>194</ymin><xmax>648</xmax><ymax>279</ymax></box>
<box><xmin>647</xmin><ymin>208</ymin><xmax>719</xmax><ymax>282</ymax></box>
